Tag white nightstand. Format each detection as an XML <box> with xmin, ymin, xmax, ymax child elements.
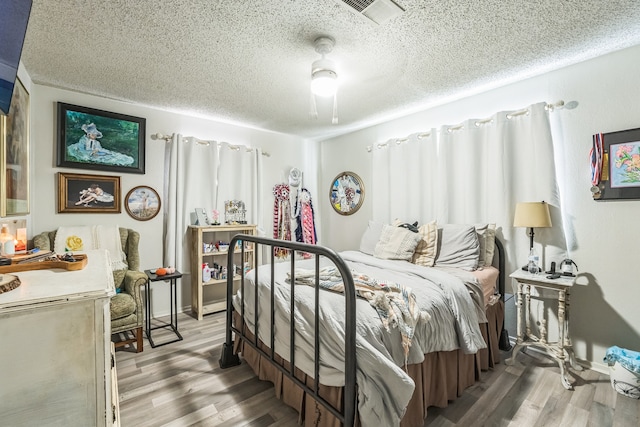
<box><xmin>505</xmin><ymin>269</ymin><xmax>583</xmax><ymax>389</ymax></box>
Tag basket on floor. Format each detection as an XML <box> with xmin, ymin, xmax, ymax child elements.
<box><xmin>604</xmin><ymin>346</ymin><xmax>640</xmax><ymax>399</ymax></box>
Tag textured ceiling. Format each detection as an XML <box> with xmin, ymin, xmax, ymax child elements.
<box><xmin>20</xmin><ymin>0</ymin><xmax>640</xmax><ymax>140</ymax></box>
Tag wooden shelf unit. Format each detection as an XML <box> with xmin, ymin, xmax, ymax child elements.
<box><xmin>189</xmin><ymin>224</ymin><xmax>256</xmax><ymax>320</ymax></box>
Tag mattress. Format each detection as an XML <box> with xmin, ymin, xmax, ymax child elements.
<box><xmin>472</xmin><ymin>265</ymin><xmax>500</xmax><ymax>305</ymax></box>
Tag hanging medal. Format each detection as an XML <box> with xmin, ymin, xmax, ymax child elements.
<box><xmin>590</xmin><ymin>133</ymin><xmax>603</xmax><ymax>198</ymax></box>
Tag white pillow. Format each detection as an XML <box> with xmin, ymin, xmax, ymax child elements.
<box><xmin>412</xmin><ymin>220</ymin><xmax>438</xmax><ymax>267</ymax></box>
<box><xmin>434</xmin><ymin>224</ymin><xmax>480</xmax><ymax>271</ymax></box>
<box><xmin>475</xmin><ymin>223</ymin><xmax>496</xmax><ymax>267</ymax></box>
<box><xmin>359</xmin><ymin>220</ymin><xmax>384</xmax><ymax>255</ymax></box>
<box><xmin>373</xmin><ymin>224</ymin><xmax>422</xmax><ymax>261</ymax></box>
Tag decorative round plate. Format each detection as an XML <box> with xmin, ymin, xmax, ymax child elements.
<box><xmin>329</xmin><ymin>171</ymin><xmax>364</xmax><ymax>215</ymax></box>
<box><xmin>125</xmin><ymin>185</ymin><xmax>161</xmax><ymax>221</ymax></box>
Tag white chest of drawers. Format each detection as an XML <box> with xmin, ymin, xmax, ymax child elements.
<box><xmin>0</xmin><ymin>250</ymin><xmax>118</xmax><ymax>426</ymax></box>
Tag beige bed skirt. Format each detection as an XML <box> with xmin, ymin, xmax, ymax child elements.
<box><xmin>233</xmin><ymin>299</ymin><xmax>504</xmax><ymax>427</ymax></box>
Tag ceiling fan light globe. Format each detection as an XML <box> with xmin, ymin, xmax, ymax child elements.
<box><xmin>311</xmin><ymin>70</ymin><xmax>338</xmax><ymax>97</ymax></box>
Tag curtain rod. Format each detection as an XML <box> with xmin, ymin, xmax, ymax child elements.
<box><xmin>366</xmin><ymin>100</ymin><xmax>570</xmax><ymax>152</ymax></box>
<box><xmin>151</xmin><ymin>133</ymin><xmax>271</xmax><ymax>157</ymax></box>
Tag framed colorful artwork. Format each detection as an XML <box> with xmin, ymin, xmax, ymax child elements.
<box><xmin>57</xmin><ymin>102</ymin><xmax>146</xmax><ymax>174</ymax></box>
<box><xmin>124</xmin><ymin>185</ymin><xmax>161</xmax><ymax>221</ymax></box>
<box><xmin>594</xmin><ymin>127</ymin><xmax>640</xmax><ymax>200</ymax></box>
<box><xmin>0</xmin><ymin>77</ymin><xmax>29</xmax><ymax>216</ymax></box>
<box><xmin>58</xmin><ymin>172</ymin><xmax>121</xmax><ymax>213</ymax></box>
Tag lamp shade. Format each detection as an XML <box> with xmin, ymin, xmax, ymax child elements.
<box><xmin>311</xmin><ymin>58</ymin><xmax>337</xmax><ymax>97</ymax></box>
<box><xmin>513</xmin><ymin>202</ymin><xmax>552</xmax><ymax>228</ymax></box>
<box><xmin>311</xmin><ymin>70</ymin><xmax>337</xmax><ymax>97</ymax></box>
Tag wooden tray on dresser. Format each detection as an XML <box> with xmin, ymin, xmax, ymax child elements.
<box><xmin>0</xmin><ymin>252</ymin><xmax>88</xmax><ymax>274</ymax></box>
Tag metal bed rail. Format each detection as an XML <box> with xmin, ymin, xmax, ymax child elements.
<box><xmin>219</xmin><ymin>235</ymin><xmax>357</xmax><ymax>426</ymax></box>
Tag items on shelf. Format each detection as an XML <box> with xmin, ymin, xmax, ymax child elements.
<box><xmin>202</xmin><ymin>240</ymin><xmax>253</xmax><ymax>253</ymax></box>
<box><xmin>205</xmin><ymin>261</ymin><xmax>250</xmax><ymax>280</ymax></box>
<box><xmin>211</xmin><ymin>209</ymin><xmax>220</xmax><ymax>225</ymax></box>
<box><xmin>202</xmin><ymin>263</ymin><xmax>212</xmax><ymax>282</ymax></box>
<box><xmin>194</xmin><ymin>208</ymin><xmax>210</xmax><ymax>225</ymax></box>
<box><xmin>189</xmin><ymin>224</ymin><xmax>257</xmax><ymax>320</ymax></box>
<box><xmin>224</xmin><ymin>200</ymin><xmax>247</xmax><ymax>224</ymax></box>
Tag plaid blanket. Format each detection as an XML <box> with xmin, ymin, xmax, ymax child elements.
<box><xmin>288</xmin><ymin>267</ymin><xmax>430</xmax><ymax>364</ymax></box>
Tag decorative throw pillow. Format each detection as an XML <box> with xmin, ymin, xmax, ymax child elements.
<box><xmin>359</xmin><ymin>220</ymin><xmax>384</xmax><ymax>255</ymax></box>
<box><xmin>374</xmin><ymin>224</ymin><xmax>422</xmax><ymax>261</ymax></box>
<box><xmin>54</xmin><ymin>226</ymin><xmax>94</xmax><ymax>254</ymax></box>
<box><xmin>434</xmin><ymin>224</ymin><xmax>480</xmax><ymax>271</ymax></box>
<box><xmin>412</xmin><ymin>220</ymin><xmax>438</xmax><ymax>267</ymax></box>
<box><xmin>475</xmin><ymin>223</ymin><xmax>497</xmax><ymax>267</ymax></box>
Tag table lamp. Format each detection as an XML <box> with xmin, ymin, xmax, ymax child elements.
<box><xmin>513</xmin><ymin>201</ymin><xmax>552</xmax><ymax>271</ymax></box>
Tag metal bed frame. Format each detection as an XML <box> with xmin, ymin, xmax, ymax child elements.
<box><xmin>219</xmin><ymin>235</ymin><xmax>357</xmax><ymax>426</ymax></box>
<box><xmin>219</xmin><ymin>234</ymin><xmax>509</xmax><ymax>426</ymax></box>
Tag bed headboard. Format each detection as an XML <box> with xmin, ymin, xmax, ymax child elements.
<box><xmin>492</xmin><ymin>237</ymin><xmax>511</xmax><ymax>350</ymax></box>
<box><xmin>493</xmin><ymin>237</ymin><xmax>506</xmax><ymax>300</ymax></box>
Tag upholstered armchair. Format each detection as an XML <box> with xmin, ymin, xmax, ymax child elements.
<box><xmin>33</xmin><ymin>227</ymin><xmax>147</xmax><ymax>352</ymax></box>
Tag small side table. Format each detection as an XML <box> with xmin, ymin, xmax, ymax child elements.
<box><xmin>144</xmin><ymin>269</ymin><xmax>184</xmax><ymax>348</ymax></box>
<box><xmin>506</xmin><ymin>269</ymin><xmax>582</xmax><ymax>389</ymax></box>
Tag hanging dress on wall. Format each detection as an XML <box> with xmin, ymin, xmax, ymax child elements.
<box><xmin>295</xmin><ymin>188</ymin><xmax>317</xmax><ymax>258</ymax></box>
<box><xmin>273</xmin><ymin>183</ymin><xmax>291</xmax><ymax>258</ymax></box>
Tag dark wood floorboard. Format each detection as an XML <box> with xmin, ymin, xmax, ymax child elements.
<box><xmin>116</xmin><ymin>312</ymin><xmax>640</xmax><ymax>427</ymax></box>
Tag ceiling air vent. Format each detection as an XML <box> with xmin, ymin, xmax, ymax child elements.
<box><xmin>338</xmin><ymin>0</ymin><xmax>405</xmax><ymax>25</ymax></box>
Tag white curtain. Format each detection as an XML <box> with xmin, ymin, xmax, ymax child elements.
<box><xmin>371</xmin><ymin>102</ymin><xmax>566</xmax><ymax>274</ymax></box>
<box><xmin>216</xmin><ymin>142</ymin><xmax>264</xmax><ymax>236</ymax></box>
<box><xmin>372</xmin><ymin>130</ymin><xmax>438</xmax><ymax>222</ymax></box>
<box><xmin>163</xmin><ymin>135</ymin><xmax>220</xmax><ymax>273</ymax></box>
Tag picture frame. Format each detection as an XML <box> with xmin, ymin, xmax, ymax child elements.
<box><xmin>57</xmin><ymin>102</ymin><xmax>146</xmax><ymax>174</ymax></box>
<box><xmin>58</xmin><ymin>172</ymin><xmax>121</xmax><ymax>213</ymax></box>
<box><xmin>594</xmin><ymin>127</ymin><xmax>640</xmax><ymax>201</ymax></box>
<box><xmin>329</xmin><ymin>171</ymin><xmax>365</xmax><ymax>215</ymax></box>
<box><xmin>1</xmin><ymin>77</ymin><xmax>29</xmax><ymax>216</ymax></box>
<box><xmin>194</xmin><ymin>208</ymin><xmax>209</xmax><ymax>225</ymax></box>
<box><xmin>125</xmin><ymin>185</ymin><xmax>161</xmax><ymax>221</ymax></box>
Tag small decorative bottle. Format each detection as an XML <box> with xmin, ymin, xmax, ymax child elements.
<box><xmin>527</xmin><ymin>247</ymin><xmax>540</xmax><ymax>274</ymax></box>
<box><xmin>202</xmin><ymin>263</ymin><xmax>211</xmax><ymax>282</ymax></box>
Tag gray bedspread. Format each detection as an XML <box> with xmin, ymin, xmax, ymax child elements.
<box><xmin>232</xmin><ymin>250</ymin><xmax>487</xmax><ymax>427</ymax></box>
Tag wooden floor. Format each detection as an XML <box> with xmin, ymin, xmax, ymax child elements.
<box><xmin>115</xmin><ymin>312</ymin><xmax>640</xmax><ymax>427</ymax></box>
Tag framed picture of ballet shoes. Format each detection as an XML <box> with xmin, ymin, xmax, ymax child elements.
<box><xmin>58</xmin><ymin>172</ymin><xmax>121</xmax><ymax>213</ymax></box>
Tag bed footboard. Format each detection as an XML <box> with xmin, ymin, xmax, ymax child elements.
<box><xmin>218</xmin><ymin>235</ymin><xmax>357</xmax><ymax>427</ymax></box>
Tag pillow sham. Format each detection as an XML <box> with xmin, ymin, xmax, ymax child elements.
<box><xmin>359</xmin><ymin>220</ymin><xmax>384</xmax><ymax>255</ymax></box>
<box><xmin>475</xmin><ymin>223</ymin><xmax>497</xmax><ymax>267</ymax></box>
<box><xmin>434</xmin><ymin>224</ymin><xmax>480</xmax><ymax>271</ymax></box>
<box><xmin>412</xmin><ymin>220</ymin><xmax>438</xmax><ymax>267</ymax></box>
<box><xmin>374</xmin><ymin>224</ymin><xmax>422</xmax><ymax>261</ymax></box>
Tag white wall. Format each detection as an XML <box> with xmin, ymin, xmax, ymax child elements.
<box><xmin>320</xmin><ymin>44</ymin><xmax>640</xmax><ymax>370</ymax></box>
<box><xmin>19</xmin><ymin>43</ymin><xmax>640</xmax><ymax>369</ymax></box>
<box><xmin>27</xmin><ymin>84</ymin><xmax>315</xmax><ymax>316</ymax></box>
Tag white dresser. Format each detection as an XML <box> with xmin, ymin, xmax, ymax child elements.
<box><xmin>0</xmin><ymin>249</ymin><xmax>118</xmax><ymax>426</ymax></box>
